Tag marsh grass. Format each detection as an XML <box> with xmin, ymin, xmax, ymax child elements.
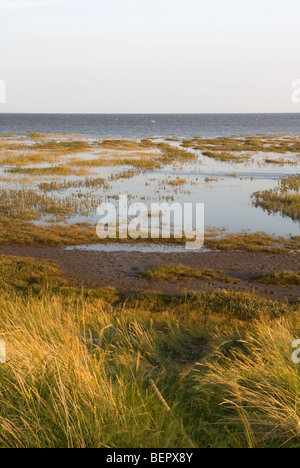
<box><xmin>0</xmin><ymin>220</ymin><xmax>99</xmax><ymax>245</ymax></box>
<box><xmin>205</xmin><ymin>231</ymin><xmax>293</xmax><ymax>253</ymax></box>
<box><xmin>0</xmin><ymin>275</ymin><xmax>298</xmax><ymax>447</ymax></box>
<box><xmin>0</xmin><ymin>188</ymin><xmax>104</xmax><ymax>220</ymax></box>
<box><xmin>196</xmin><ymin>314</ymin><xmax>300</xmax><ymax>447</ymax></box>
<box><xmin>7</xmin><ymin>166</ymin><xmax>89</xmax><ymax>177</ymax></box>
<box><xmin>0</xmin><ymin>255</ymin><xmax>65</xmax><ymax>291</ymax></box>
<box><xmin>0</xmin><ymin>218</ymin><xmax>298</xmax><ymax>252</ymax></box>
<box><xmin>202</xmin><ymin>151</ymin><xmax>251</xmax><ymax>163</ymax></box>
<box><xmin>125</xmin><ymin>289</ymin><xmax>293</xmax><ymax>320</ymax></box>
<box><xmin>71</xmin><ymin>143</ymin><xmax>197</xmax><ymax>171</ymax></box>
<box><xmin>0</xmin><ymin>152</ymin><xmax>58</xmax><ymax>167</ymax></box>
<box><xmin>252</xmin><ymin>175</ymin><xmax>300</xmax><ymax>221</ymax></box>
<box><xmin>264</xmin><ymin>158</ymin><xmax>297</xmax><ymax>166</ymax></box>
<box><xmin>0</xmin><ymin>139</ymin><xmax>90</xmax><ymax>155</ymax></box>
<box><xmin>0</xmin><ymin>255</ymin><xmax>119</xmax><ymax>302</ymax></box>
<box><xmin>0</xmin><ymin>136</ymin><xmax>93</xmax><ymax>170</ymax></box>
<box><xmin>167</xmin><ymin>178</ymin><xmax>187</xmax><ymax>186</ymax></box>
<box><xmin>182</xmin><ymin>135</ymin><xmax>300</xmax><ymax>154</ymax></box>
<box><xmin>97</xmin><ymin>139</ymin><xmax>156</xmax><ymax>150</ymax></box>
<box><xmin>141</xmin><ymin>264</ymin><xmax>241</xmax><ymax>284</ymax></box>
<box><xmin>181</xmin><ymin>136</ymin><xmax>300</xmax><ymax>166</ymax></box>
<box><xmin>39</xmin><ymin>177</ymin><xmax>108</xmax><ymax>192</ymax></box>
<box><xmin>70</xmin><ymin>156</ymin><xmax>163</xmax><ymax>171</ymax></box>
<box><xmin>33</xmin><ymin>140</ymin><xmax>90</xmax><ymax>154</ymax></box>
<box><xmin>254</xmin><ymin>271</ymin><xmax>300</xmax><ymax>285</ymax></box>
<box><xmin>110</xmin><ymin>169</ymin><xmax>138</xmax><ymax>180</ymax></box>
<box><xmin>204</xmin><ymin>177</ymin><xmax>219</xmax><ymax>183</ymax></box>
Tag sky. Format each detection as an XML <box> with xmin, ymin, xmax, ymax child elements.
<box><xmin>0</xmin><ymin>0</ymin><xmax>300</xmax><ymax>113</ymax></box>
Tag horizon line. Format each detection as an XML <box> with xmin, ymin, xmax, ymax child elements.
<box><xmin>1</xmin><ymin>112</ymin><xmax>300</xmax><ymax>116</ymax></box>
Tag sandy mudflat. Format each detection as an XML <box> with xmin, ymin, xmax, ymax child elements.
<box><xmin>0</xmin><ymin>243</ymin><xmax>299</xmax><ymax>302</ymax></box>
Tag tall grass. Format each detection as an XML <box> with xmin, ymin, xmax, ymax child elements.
<box><xmin>196</xmin><ymin>314</ymin><xmax>300</xmax><ymax>447</ymax></box>
<box><xmin>0</xmin><ymin>279</ymin><xmax>299</xmax><ymax>447</ymax></box>
<box><xmin>0</xmin><ymin>292</ymin><xmax>207</xmax><ymax>448</ymax></box>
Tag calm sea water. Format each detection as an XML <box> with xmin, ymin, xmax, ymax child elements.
<box><xmin>0</xmin><ymin>113</ymin><xmax>300</xmax><ymax>137</ymax></box>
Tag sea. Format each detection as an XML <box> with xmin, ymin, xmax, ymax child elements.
<box><xmin>0</xmin><ymin>113</ymin><xmax>300</xmax><ymax>138</ymax></box>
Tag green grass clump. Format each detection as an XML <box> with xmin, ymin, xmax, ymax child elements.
<box><xmin>254</xmin><ymin>271</ymin><xmax>300</xmax><ymax>285</ymax></box>
<box><xmin>0</xmin><ymin>220</ymin><xmax>99</xmax><ymax>245</ymax></box>
<box><xmin>126</xmin><ymin>289</ymin><xmax>291</xmax><ymax>320</ymax></box>
<box><xmin>0</xmin><ymin>254</ymin><xmax>119</xmax><ymax>302</ymax></box>
<box><xmin>0</xmin><ymin>219</ymin><xmax>298</xmax><ymax>252</ymax></box>
<box><xmin>141</xmin><ymin>264</ymin><xmax>240</xmax><ymax>284</ymax></box>
<box><xmin>0</xmin><ymin>255</ymin><xmax>65</xmax><ymax>291</ymax></box>
<box><xmin>252</xmin><ymin>175</ymin><xmax>300</xmax><ymax>222</ymax></box>
<box><xmin>206</xmin><ymin>231</ymin><xmax>289</xmax><ymax>254</ymax></box>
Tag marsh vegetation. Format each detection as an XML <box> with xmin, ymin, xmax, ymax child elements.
<box><xmin>252</xmin><ymin>175</ymin><xmax>300</xmax><ymax>221</ymax></box>
<box><xmin>0</xmin><ymin>254</ymin><xmax>299</xmax><ymax>448</ymax></box>
<box><xmin>140</xmin><ymin>264</ymin><xmax>241</xmax><ymax>283</ymax></box>
<box><xmin>254</xmin><ymin>270</ymin><xmax>300</xmax><ymax>285</ymax></box>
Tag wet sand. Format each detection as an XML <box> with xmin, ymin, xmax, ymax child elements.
<box><xmin>0</xmin><ymin>243</ymin><xmax>299</xmax><ymax>302</ymax></box>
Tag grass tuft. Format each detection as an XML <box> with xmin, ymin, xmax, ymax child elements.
<box><xmin>141</xmin><ymin>264</ymin><xmax>241</xmax><ymax>283</ymax></box>
<box><xmin>254</xmin><ymin>271</ymin><xmax>300</xmax><ymax>285</ymax></box>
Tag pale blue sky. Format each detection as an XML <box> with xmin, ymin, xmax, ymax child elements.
<box><xmin>1</xmin><ymin>0</ymin><xmax>300</xmax><ymax>113</ymax></box>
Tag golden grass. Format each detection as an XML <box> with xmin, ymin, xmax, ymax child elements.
<box><xmin>252</xmin><ymin>175</ymin><xmax>300</xmax><ymax>221</ymax></box>
<box><xmin>167</xmin><ymin>178</ymin><xmax>187</xmax><ymax>186</ymax></box>
<box><xmin>7</xmin><ymin>166</ymin><xmax>89</xmax><ymax>177</ymax></box>
<box><xmin>181</xmin><ymin>135</ymin><xmax>300</xmax><ymax>165</ymax></box>
<box><xmin>254</xmin><ymin>271</ymin><xmax>300</xmax><ymax>285</ymax></box>
<box><xmin>0</xmin><ymin>287</ymin><xmax>297</xmax><ymax>447</ymax></box>
<box><xmin>97</xmin><ymin>139</ymin><xmax>156</xmax><ymax>150</ymax></box>
<box><xmin>0</xmin><ymin>152</ymin><xmax>57</xmax><ymax>166</ymax></box>
<box><xmin>0</xmin><ymin>220</ymin><xmax>99</xmax><ymax>245</ymax></box>
<box><xmin>39</xmin><ymin>178</ymin><xmax>107</xmax><ymax>192</ymax></box>
<box><xmin>205</xmin><ymin>231</ymin><xmax>295</xmax><ymax>253</ymax></box>
<box><xmin>70</xmin><ymin>156</ymin><xmax>162</xmax><ymax>171</ymax></box>
<box><xmin>0</xmin><ymin>255</ymin><xmax>119</xmax><ymax>302</ymax></box>
<box><xmin>182</xmin><ymin>135</ymin><xmax>300</xmax><ymax>154</ymax></box>
<box><xmin>0</xmin><ymin>139</ymin><xmax>90</xmax><ymax>155</ymax></box>
<box><xmin>0</xmin><ymin>188</ymin><xmax>103</xmax><ymax>220</ymax></box>
<box><xmin>141</xmin><ymin>264</ymin><xmax>241</xmax><ymax>284</ymax></box>
<box><xmin>202</xmin><ymin>151</ymin><xmax>251</xmax><ymax>163</ymax></box>
<box><xmin>196</xmin><ymin>313</ymin><xmax>300</xmax><ymax>447</ymax></box>
<box><xmin>0</xmin><ymin>219</ymin><xmax>298</xmax><ymax>253</ymax></box>
<box><xmin>0</xmin><ymin>253</ymin><xmax>299</xmax><ymax>447</ymax></box>
<box><xmin>0</xmin><ymin>255</ymin><xmax>65</xmax><ymax>291</ymax></box>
